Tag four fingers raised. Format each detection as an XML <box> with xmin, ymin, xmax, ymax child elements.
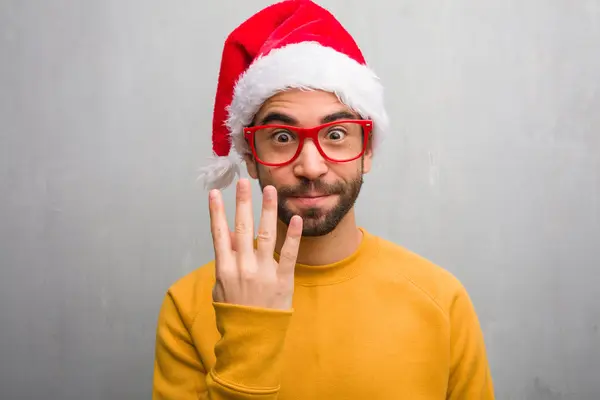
<box><xmin>210</xmin><ymin>179</ymin><xmax>304</xmax><ymax>309</ymax></box>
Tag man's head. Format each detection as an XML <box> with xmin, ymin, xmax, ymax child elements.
<box><xmin>243</xmin><ymin>89</ymin><xmax>372</xmax><ymax>236</ymax></box>
<box><xmin>199</xmin><ymin>0</ymin><xmax>389</xmax><ymax>233</ymax></box>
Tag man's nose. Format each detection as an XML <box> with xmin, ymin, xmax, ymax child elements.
<box><xmin>292</xmin><ymin>139</ymin><xmax>328</xmax><ymax>180</ymax></box>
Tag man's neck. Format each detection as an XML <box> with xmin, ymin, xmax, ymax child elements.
<box><xmin>275</xmin><ymin>210</ymin><xmax>363</xmax><ymax>266</ymax></box>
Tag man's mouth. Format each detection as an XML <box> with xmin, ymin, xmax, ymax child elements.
<box><xmin>287</xmin><ymin>194</ymin><xmax>333</xmax><ymax>207</ymax></box>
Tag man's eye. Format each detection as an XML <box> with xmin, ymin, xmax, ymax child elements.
<box><xmin>326</xmin><ymin>129</ymin><xmax>346</xmax><ymax>141</ymax></box>
<box><xmin>273</xmin><ymin>131</ymin><xmax>294</xmax><ymax>143</ymax></box>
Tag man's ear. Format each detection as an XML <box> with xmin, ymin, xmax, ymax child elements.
<box><xmin>362</xmin><ymin>135</ymin><xmax>374</xmax><ymax>174</ymax></box>
<box><xmin>243</xmin><ymin>153</ymin><xmax>259</xmax><ymax>179</ymax></box>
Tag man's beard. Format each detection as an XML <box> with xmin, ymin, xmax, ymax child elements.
<box><xmin>257</xmin><ymin>169</ymin><xmax>364</xmax><ymax>237</ymax></box>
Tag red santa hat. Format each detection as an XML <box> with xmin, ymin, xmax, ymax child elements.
<box><xmin>198</xmin><ymin>0</ymin><xmax>389</xmax><ymax>190</ymax></box>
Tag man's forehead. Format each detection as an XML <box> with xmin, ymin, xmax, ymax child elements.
<box><xmin>264</xmin><ymin>89</ymin><xmax>341</xmax><ymax>106</ymax></box>
<box><xmin>254</xmin><ymin>89</ymin><xmax>358</xmax><ymax>123</ymax></box>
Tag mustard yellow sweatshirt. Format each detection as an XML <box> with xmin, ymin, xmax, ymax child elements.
<box><xmin>153</xmin><ymin>228</ymin><xmax>494</xmax><ymax>399</ymax></box>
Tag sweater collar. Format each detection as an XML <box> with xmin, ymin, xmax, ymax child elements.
<box><xmin>274</xmin><ymin>227</ymin><xmax>378</xmax><ymax>287</ymax></box>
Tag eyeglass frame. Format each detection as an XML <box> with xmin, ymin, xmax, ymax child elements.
<box><xmin>243</xmin><ymin>119</ymin><xmax>374</xmax><ymax>167</ymax></box>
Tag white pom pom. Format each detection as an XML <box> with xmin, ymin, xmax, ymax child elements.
<box><xmin>197</xmin><ymin>154</ymin><xmax>241</xmax><ymax>190</ymax></box>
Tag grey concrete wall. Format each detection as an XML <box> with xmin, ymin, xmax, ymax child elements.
<box><xmin>1</xmin><ymin>0</ymin><xmax>598</xmax><ymax>399</ymax></box>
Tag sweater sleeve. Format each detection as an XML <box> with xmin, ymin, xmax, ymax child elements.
<box><xmin>152</xmin><ymin>291</ymin><xmax>292</xmax><ymax>399</ymax></box>
<box><xmin>447</xmin><ymin>285</ymin><xmax>495</xmax><ymax>399</ymax></box>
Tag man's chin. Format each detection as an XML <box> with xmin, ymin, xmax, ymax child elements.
<box><xmin>278</xmin><ymin>206</ymin><xmax>340</xmax><ymax>237</ymax></box>
<box><xmin>300</xmin><ymin>218</ymin><xmax>337</xmax><ymax>237</ymax></box>
<box><xmin>279</xmin><ymin>207</ymin><xmax>323</xmax><ymax>222</ymax></box>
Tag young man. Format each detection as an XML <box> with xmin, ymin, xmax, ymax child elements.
<box><xmin>152</xmin><ymin>1</ymin><xmax>495</xmax><ymax>399</ymax></box>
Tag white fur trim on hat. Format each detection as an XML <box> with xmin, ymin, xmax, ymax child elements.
<box><xmin>197</xmin><ymin>153</ymin><xmax>241</xmax><ymax>190</ymax></box>
<box><xmin>227</xmin><ymin>41</ymin><xmax>389</xmax><ymax>158</ymax></box>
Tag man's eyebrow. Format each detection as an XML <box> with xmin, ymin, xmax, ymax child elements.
<box><xmin>255</xmin><ymin>110</ymin><xmax>360</xmax><ymax>126</ymax></box>
<box><xmin>321</xmin><ymin>111</ymin><xmax>360</xmax><ymax>123</ymax></box>
<box><xmin>257</xmin><ymin>112</ymin><xmax>298</xmax><ymax>126</ymax></box>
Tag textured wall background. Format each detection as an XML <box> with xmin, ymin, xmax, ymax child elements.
<box><xmin>1</xmin><ymin>1</ymin><xmax>599</xmax><ymax>399</ymax></box>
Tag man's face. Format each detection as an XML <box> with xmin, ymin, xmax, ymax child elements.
<box><xmin>244</xmin><ymin>89</ymin><xmax>373</xmax><ymax>236</ymax></box>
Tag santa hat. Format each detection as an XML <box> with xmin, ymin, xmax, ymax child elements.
<box><xmin>198</xmin><ymin>0</ymin><xmax>389</xmax><ymax>190</ymax></box>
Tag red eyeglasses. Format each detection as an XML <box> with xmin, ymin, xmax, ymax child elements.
<box><xmin>244</xmin><ymin>119</ymin><xmax>373</xmax><ymax>167</ymax></box>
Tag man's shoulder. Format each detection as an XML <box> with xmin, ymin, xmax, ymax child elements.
<box><xmin>169</xmin><ymin>260</ymin><xmax>216</xmax><ymax>295</ymax></box>
<box><xmin>162</xmin><ymin>260</ymin><xmax>217</xmax><ymax>324</ymax></box>
<box><xmin>370</xmin><ymin>233</ymin><xmax>468</xmax><ymax>311</ymax></box>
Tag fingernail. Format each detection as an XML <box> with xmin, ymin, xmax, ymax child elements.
<box><xmin>291</xmin><ymin>215</ymin><xmax>302</xmax><ymax>227</ymax></box>
<box><xmin>209</xmin><ymin>190</ymin><xmax>219</xmax><ymax>200</ymax></box>
<box><xmin>264</xmin><ymin>186</ymin><xmax>272</xmax><ymax>200</ymax></box>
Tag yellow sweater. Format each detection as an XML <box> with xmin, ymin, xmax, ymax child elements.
<box><xmin>153</xmin><ymin>228</ymin><xmax>494</xmax><ymax>399</ymax></box>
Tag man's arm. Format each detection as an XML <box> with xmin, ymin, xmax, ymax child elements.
<box><xmin>447</xmin><ymin>285</ymin><xmax>495</xmax><ymax>399</ymax></box>
<box><xmin>152</xmin><ymin>291</ymin><xmax>292</xmax><ymax>399</ymax></box>
<box><xmin>154</xmin><ymin>181</ymin><xmax>301</xmax><ymax>399</ymax></box>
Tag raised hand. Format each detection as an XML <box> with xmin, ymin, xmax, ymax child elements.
<box><xmin>209</xmin><ymin>178</ymin><xmax>303</xmax><ymax>310</ymax></box>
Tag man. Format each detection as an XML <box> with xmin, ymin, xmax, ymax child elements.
<box><xmin>152</xmin><ymin>1</ymin><xmax>495</xmax><ymax>399</ymax></box>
